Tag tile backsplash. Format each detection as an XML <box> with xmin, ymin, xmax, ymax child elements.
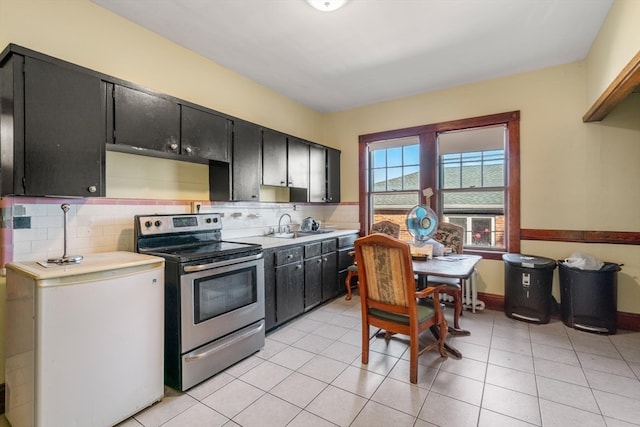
<box><xmin>1</xmin><ymin>197</ymin><xmax>359</xmax><ymax>265</ymax></box>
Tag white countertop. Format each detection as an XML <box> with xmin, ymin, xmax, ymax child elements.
<box><xmin>234</xmin><ymin>229</ymin><xmax>359</xmax><ymax>249</ymax></box>
<box><xmin>5</xmin><ymin>251</ymin><xmax>165</xmax><ymax>280</ymax></box>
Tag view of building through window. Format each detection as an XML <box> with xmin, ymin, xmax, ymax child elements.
<box><xmin>367</xmin><ymin>126</ymin><xmax>506</xmax><ymax>250</ymax></box>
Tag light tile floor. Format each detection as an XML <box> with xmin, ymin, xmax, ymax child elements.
<box><xmin>6</xmin><ymin>296</ymin><xmax>636</xmax><ymax>427</ymax></box>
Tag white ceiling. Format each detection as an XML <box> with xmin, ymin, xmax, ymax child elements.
<box><xmin>90</xmin><ymin>0</ymin><xmax>613</xmax><ymax>113</ymax></box>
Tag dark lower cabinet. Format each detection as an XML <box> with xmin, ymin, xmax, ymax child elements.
<box><xmin>275</xmin><ymin>259</ymin><xmax>305</xmax><ymax>324</ymax></box>
<box><xmin>263</xmin><ymin>248</ymin><xmax>277</xmax><ymax>331</ymax></box>
<box><xmin>265</xmin><ymin>237</ymin><xmax>343</xmax><ymax>332</ymax></box>
<box><xmin>1</xmin><ymin>53</ymin><xmax>104</xmax><ymax>197</ymax></box>
<box><xmin>274</xmin><ymin>246</ymin><xmax>305</xmax><ymax>325</ymax></box>
<box><xmin>304</xmin><ymin>256</ymin><xmax>323</xmax><ymax>310</ymax></box>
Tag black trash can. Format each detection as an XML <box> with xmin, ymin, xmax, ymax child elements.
<box><xmin>503</xmin><ymin>253</ymin><xmax>556</xmax><ymax>324</ymax></box>
<box><xmin>559</xmin><ymin>262</ymin><xmax>620</xmax><ymax>334</ymax></box>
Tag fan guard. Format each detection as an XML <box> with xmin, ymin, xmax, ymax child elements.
<box><xmin>405</xmin><ymin>205</ymin><xmax>438</xmax><ymax>243</ymax></box>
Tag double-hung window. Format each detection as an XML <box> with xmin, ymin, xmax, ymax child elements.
<box><xmin>438</xmin><ymin>126</ymin><xmax>506</xmax><ymax>250</ymax></box>
<box><xmin>359</xmin><ymin>111</ymin><xmax>520</xmax><ymax>259</ymax></box>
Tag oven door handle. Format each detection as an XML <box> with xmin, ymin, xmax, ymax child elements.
<box><xmin>183</xmin><ymin>253</ymin><xmax>263</xmax><ymax>273</ymax></box>
<box><xmin>184</xmin><ymin>321</ymin><xmax>265</xmax><ymax>362</ymax></box>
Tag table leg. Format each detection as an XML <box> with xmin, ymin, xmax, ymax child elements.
<box><xmin>430</xmin><ymin>324</ymin><xmax>462</xmax><ymax>359</ymax></box>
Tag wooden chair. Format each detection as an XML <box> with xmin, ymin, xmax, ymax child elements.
<box><xmin>344</xmin><ymin>220</ymin><xmax>400</xmax><ymax>300</ymax></box>
<box><xmin>354</xmin><ymin>233</ymin><xmax>448</xmax><ymax>383</ymax></box>
<box><xmin>429</xmin><ymin>222</ymin><xmax>465</xmax><ymax>330</ymax></box>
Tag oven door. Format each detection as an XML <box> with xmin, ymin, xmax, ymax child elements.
<box><xmin>180</xmin><ymin>254</ymin><xmax>264</xmax><ymax>353</ymax></box>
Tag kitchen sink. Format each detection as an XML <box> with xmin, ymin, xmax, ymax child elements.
<box><xmin>296</xmin><ymin>230</ymin><xmax>335</xmax><ymax>236</ymax></box>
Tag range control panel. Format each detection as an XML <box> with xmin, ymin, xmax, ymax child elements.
<box><xmin>135</xmin><ymin>213</ymin><xmax>222</xmax><ymax>236</ymax></box>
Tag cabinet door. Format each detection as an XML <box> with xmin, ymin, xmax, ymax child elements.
<box><xmin>113</xmin><ymin>85</ymin><xmax>180</xmax><ymax>152</ymax></box>
<box><xmin>181</xmin><ymin>106</ymin><xmax>231</xmax><ymax>161</ymax></box>
<box><xmin>309</xmin><ymin>145</ymin><xmax>326</xmax><ymax>202</ymax></box>
<box><xmin>232</xmin><ymin>121</ymin><xmax>261</xmax><ymax>201</ymax></box>
<box><xmin>262</xmin><ymin>129</ymin><xmax>287</xmax><ymax>186</ymax></box>
<box><xmin>263</xmin><ymin>249</ymin><xmax>277</xmax><ymax>331</ymax></box>
<box><xmin>321</xmin><ymin>251</ymin><xmax>339</xmax><ymax>301</ymax></box>
<box><xmin>304</xmin><ymin>256</ymin><xmax>323</xmax><ymax>310</ymax></box>
<box><xmin>326</xmin><ymin>147</ymin><xmax>341</xmax><ymax>202</ymax></box>
<box><xmin>287</xmin><ymin>137</ymin><xmax>309</xmax><ymax>189</ymax></box>
<box><xmin>275</xmin><ymin>261</ymin><xmax>304</xmax><ymax>324</ymax></box>
<box><xmin>23</xmin><ymin>57</ymin><xmax>104</xmax><ymax>197</ymax></box>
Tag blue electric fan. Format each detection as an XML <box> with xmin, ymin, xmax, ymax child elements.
<box><xmin>405</xmin><ymin>204</ymin><xmax>438</xmax><ymax>243</ymax></box>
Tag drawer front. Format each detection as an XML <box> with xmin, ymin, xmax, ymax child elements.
<box><xmin>304</xmin><ymin>242</ymin><xmax>322</xmax><ymax>259</ymax></box>
<box><xmin>275</xmin><ymin>246</ymin><xmax>303</xmax><ymax>266</ymax></box>
<box><xmin>338</xmin><ymin>234</ymin><xmax>358</xmax><ymax>249</ymax></box>
<box><xmin>321</xmin><ymin>239</ymin><xmax>337</xmax><ymax>253</ymax></box>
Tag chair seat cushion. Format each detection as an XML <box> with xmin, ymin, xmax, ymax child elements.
<box><xmin>369</xmin><ymin>302</ymin><xmax>435</xmax><ymax>325</ymax></box>
<box><xmin>347</xmin><ymin>264</ymin><xmax>358</xmax><ymax>272</ymax></box>
<box><xmin>427</xmin><ymin>276</ymin><xmax>461</xmax><ymax>288</ymax></box>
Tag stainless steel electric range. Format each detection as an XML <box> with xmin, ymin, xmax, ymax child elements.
<box><xmin>134</xmin><ymin>213</ymin><xmax>264</xmax><ymax>391</ymax></box>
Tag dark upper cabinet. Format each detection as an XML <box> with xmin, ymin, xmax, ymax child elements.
<box><xmin>309</xmin><ymin>145</ymin><xmax>341</xmax><ymax>203</ymax></box>
<box><xmin>181</xmin><ymin>105</ymin><xmax>231</xmax><ymax>162</ymax></box>
<box><xmin>0</xmin><ymin>53</ymin><xmax>104</xmax><ymax>197</ymax></box>
<box><xmin>262</xmin><ymin>129</ymin><xmax>288</xmax><ymax>186</ymax></box>
<box><xmin>231</xmin><ymin>121</ymin><xmax>262</xmax><ymax>201</ymax></box>
<box><xmin>326</xmin><ymin>147</ymin><xmax>341</xmax><ymax>202</ymax></box>
<box><xmin>309</xmin><ymin>145</ymin><xmax>326</xmax><ymax>202</ymax></box>
<box><xmin>287</xmin><ymin>136</ymin><xmax>309</xmax><ymax>189</ymax></box>
<box><xmin>111</xmin><ymin>84</ymin><xmax>180</xmax><ymax>153</ymax></box>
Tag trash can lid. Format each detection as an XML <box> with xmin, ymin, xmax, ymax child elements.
<box><xmin>503</xmin><ymin>253</ymin><xmax>556</xmax><ymax>269</ymax></box>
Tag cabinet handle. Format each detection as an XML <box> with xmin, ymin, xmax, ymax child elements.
<box><xmin>184</xmin><ymin>146</ymin><xmax>193</xmax><ymax>154</ymax></box>
<box><xmin>296</xmin><ymin>264</ymin><xmax>302</xmax><ymax>270</ymax></box>
<box><xmin>323</xmin><ymin>257</ymin><xmax>327</xmax><ymax>262</ymax></box>
<box><xmin>317</xmin><ymin>259</ymin><xmax>322</xmax><ymax>264</ymax></box>
<box><xmin>87</xmin><ymin>185</ymin><xmax>97</xmax><ymax>193</ymax></box>
<box><xmin>287</xmin><ymin>254</ymin><xmax>293</xmax><ymax>259</ymax></box>
<box><xmin>169</xmin><ymin>143</ymin><xmax>179</xmax><ymax>151</ymax></box>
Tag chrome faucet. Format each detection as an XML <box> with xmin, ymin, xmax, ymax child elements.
<box><xmin>278</xmin><ymin>213</ymin><xmax>292</xmax><ymax>234</ymax></box>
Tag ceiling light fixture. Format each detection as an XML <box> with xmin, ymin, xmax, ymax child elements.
<box><xmin>307</xmin><ymin>0</ymin><xmax>348</xmax><ymax>12</ymax></box>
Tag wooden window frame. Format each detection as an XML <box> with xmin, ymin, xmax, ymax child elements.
<box><xmin>359</xmin><ymin>111</ymin><xmax>520</xmax><ymax>260</ymax></box>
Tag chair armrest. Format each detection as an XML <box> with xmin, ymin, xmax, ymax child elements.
<box><xmin>415</xmin><ymin>285</ymin><xmax>446</xmax><ymax>299</ymax></box>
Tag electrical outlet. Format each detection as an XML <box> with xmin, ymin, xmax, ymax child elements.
<box><xmin>191</xmin><ymin>202</ymin><xmax>202</xmax><ymax>213</ymax></box>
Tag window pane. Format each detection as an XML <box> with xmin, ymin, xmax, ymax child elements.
<box><xmin>403</xmin><ymin>166</ymin><xmax>419</xmax><ymax>189</ymax></box>
<box><xmin>372</xmin><ymin>150</ymin><xmax>386</xmax><ymax>168</ymax></box>
<box><xmin>371</xmin><ymin>192</ymin><xmax>419</xmax><ymax>241</ymax></box>
<box><xmin>387</xmin><ymin>147</ymin><xmax>403</xmax><ymax>167</ymax></box>
<box><xmin>403</xmin><ymin>144</ymin><xmax>419</xmax><ymax>164</ymax></box>
<box><xmin>483</xmin><ymin>150</ymin><xmax>504</xmax><ymax>186</ymax></box>
<box><xmin>387</xmin><ymin>167</ymin><xmax>403</xmax><ymax>190</ymax></box>
<box><xmin>471</xmin><ymin>218</ymin><xmax>493</xmax><ymax>246</ymax></box>
<box><xmin>461</xmin><ymin>157</ymin><xmax>482</xmax><ymax>188</ymax></box>
<box><xmin>442</xmin><ymin>190</ymin><xmax>504</xmax><ymax>213</ymax></box>
<box><xmin>373</xmin><ymin>169</ymin><xmax>386</xmax><ymax>191</ymax></box>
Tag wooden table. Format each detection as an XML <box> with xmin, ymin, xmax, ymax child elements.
<box><xmin>412</xmin><ymin>254</ymin><xmax>482</xmax><ymax>358</ymax></box>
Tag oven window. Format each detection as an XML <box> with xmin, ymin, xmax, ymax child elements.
<box><xmin>193</xmin><ymin>266</ymin><xmax>257</xmax><ymax>324</ymax></box>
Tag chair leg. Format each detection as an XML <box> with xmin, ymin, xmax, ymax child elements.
<box><xmin>345</xmin><ymin>270</ymin><xmax>354</xmax><ymax>300</ymax></box>
<box><xmin>409</xmin><ymin>328</ymin><xmax>419</xmax><ymax>384</ymax></box>
<box><xmin>362</xmin><ymin>320</ymin><xmax>370</xmax><ymax>365</ymax></box>
<box><xmin>453</xmin><ymin>288</ymin><xmax>463</xmax><ymax>330</ymax></box>
<box><xmin>345</xmin><ymin>271</ymin><xmax>358</xmax><ymax>301</ymax></box>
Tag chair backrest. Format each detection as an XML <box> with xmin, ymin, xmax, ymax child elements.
<box><xmin>370</xmin><ymin>220</ymin><xmax>401</xmax><ymax>238</ymax></box>
<box><xmin>354</xmin><ymin>233</ymin><xmax>416</xmax><ymax>312</ymax></box>
<box><xmin>434</xmin><ymin>222</ymin><xmax>464</xmax><ymax>254</ymax></box>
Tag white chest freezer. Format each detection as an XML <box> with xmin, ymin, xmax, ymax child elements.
<box><xmin>5</xmin><ymin>251</ymin><xmax>165</xmax><ymax>427</ymax></box>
